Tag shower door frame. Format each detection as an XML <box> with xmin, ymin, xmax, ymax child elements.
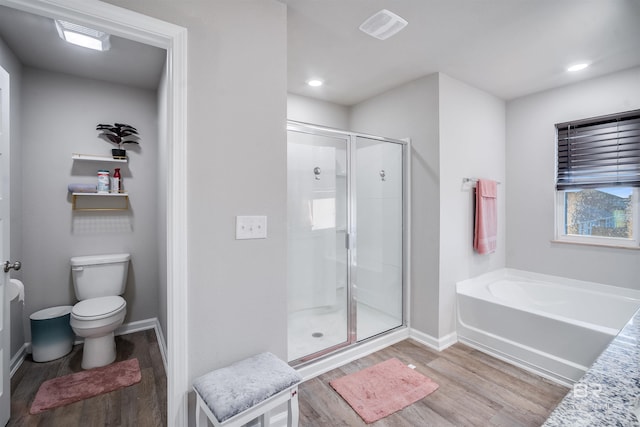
<box><xmin>287</xmin><ymin>120</ymin><xmax>410</xmax><ymax>366</ymax></box>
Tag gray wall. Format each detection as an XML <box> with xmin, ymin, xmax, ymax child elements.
<box><xmin>350</xmin><ymin>73</ymin><xmax>441</xmax><ymax>337</ymax></box>
<box><xmin>103</xmin><ymin>0</ymin><xmax>290</xmax><ymax>380</ymax></box>
<box><xmin>157</xmin><ymin>65</ymin><xmax>168</xmax><ymax>344</ymax></box>
<box><xmin>21</xmin><ymin>68</ymin><xmax>160</xmax><ymax>339</ymax></box>
<box><xmin>506</xmin><ymin>66</ymin><xmax>640</xmax><ymax>288</ymax></box>
<box><xmin>287</xmin><ymin>93</ymin><xmax>349</xmax><ymax>129</ymax></box>
<box><xmin>350</xmin><ymin>73</ymin><xmax>506</xmax><ymax>339</ymax></box>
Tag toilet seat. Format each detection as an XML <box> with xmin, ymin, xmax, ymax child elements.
<box><xmin>72</xmin><ymin>296</ymin><xmax>126</xmax><ymax>320</ymax></box>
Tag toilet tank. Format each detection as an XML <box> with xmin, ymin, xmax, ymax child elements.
<box><xmin>70</xmin><ymin>253</ymin><xmax>131</xmax><ymax>300</ymax></box>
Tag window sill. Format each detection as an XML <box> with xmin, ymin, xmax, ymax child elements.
<box><xmin>551</xmin><ymin>239</ymin><xmax>640</xmax><ymax>250</ymax></box>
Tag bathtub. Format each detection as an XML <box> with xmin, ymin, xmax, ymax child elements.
<box><xmin>456</xmin><ymin>269</ymin><xmax>640</xmax><ymax>386</ymax></box>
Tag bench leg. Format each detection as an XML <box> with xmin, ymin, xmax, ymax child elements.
<box><xmin>196</xmin><ymin>395</ymin><xmax>209</xmax><ymax>427</ymax></box>
<box><xmin>259</xmin><ymin>409</ymin><xmax>271</xmax><ymax>427</ymax></box>
<box><xmin>288</xmin><ymin>387</ymin><xmax>299</xmax><ymax>427</ymax></box>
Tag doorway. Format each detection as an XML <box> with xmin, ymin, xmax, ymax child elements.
<box><xmin>0</xmin><ymin>1</ymin><xmax>188</xmax><ymax>424</ymax></box>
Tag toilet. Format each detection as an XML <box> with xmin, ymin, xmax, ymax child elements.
<box><xmin>69</xmin><ymin>253</ymin><xmax>130</xmax><ymax>369</ymax></box>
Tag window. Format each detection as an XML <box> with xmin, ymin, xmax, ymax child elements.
<box><xmin>555</xmin><ymin>109</ymin><xmax>640</xmax><ymax>247</ymax></box>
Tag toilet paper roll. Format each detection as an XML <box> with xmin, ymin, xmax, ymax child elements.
<box><xmin>8</xmin><ymin>278</ymin><xmax>25</xmax><ymax>303</ymax></box>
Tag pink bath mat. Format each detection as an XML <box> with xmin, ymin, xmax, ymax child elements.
<box><xmin>30</xmin><ymin>358</ymin><xmax>142</xmax><ymax>414</ymax></box>
<box><xmin>329</xmin><ymin>358</ymin><xmax>439</xmax><ymax>423</ymax></box>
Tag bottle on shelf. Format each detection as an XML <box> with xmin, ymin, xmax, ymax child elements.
<box><xmin>97</xmin><ymin>170</ymin><xmax>110</xmax><ymax>193</ymax></box>
<box><xmin>111</xmin><ymin>168</ymin><xmax>122</xmax><ymax>193</ymax></box>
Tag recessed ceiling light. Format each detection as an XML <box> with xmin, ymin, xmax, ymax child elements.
<box><xmin>567</xmin><ymin>63</ymin><xmax>589</xmax><ymax>72</ymax></box>
<box><xmin>55</xmin><ymin>20</ymin><xmax>111</xmax><ymax>51</ymax></box>
<box><xmin>307</xmin><ymin>79</ymin><xmax>324</xmax><ymax>87</ymax></box>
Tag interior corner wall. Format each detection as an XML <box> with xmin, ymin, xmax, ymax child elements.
<box><xmin>0</xmin><ymin>35</ymin><xmax>25</xmax><ymax>360</ymax></box>
<box><xmin>506</xmin><ymin>66</ymin><xmax>640</xmax><ymax>289</ymax></box>
<box><xmin>20</xmin><ymin>68</ymin><xmax>160</xmax><ymax>341</ymax></box>
<box><xmin>287</xmin><ymin>93</ymin><xmax>349</xmax><ymax>129</ymax></box>
<box><xmin>438</xmin><ymin>73</ymin><xmax>506</xmax><ymax>337</ymax></box>
<box><xmin>349</xmin><ymin>73</ymin><xmax>441</xmax><ymax>338</ymax></box>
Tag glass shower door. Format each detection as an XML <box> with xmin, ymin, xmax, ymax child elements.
<box><xmin>287</xmin><ymin>127</ymin><xmax>349</xmax><ymax>362</ymax></box>
<box><xmin>354</xmin><ymin>136</ymin><xmax>404</xmax><ymax>341</ymax></box>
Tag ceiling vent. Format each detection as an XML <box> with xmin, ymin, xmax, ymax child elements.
<box><xmin>359</xmin><ymin>9</ymin><xmax>408</xmax><ymax>40</ymax></box>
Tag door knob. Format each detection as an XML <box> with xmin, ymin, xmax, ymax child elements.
<box><xmin>3</xmin><ymin>261</ymin><xmax>21</xmax><ymax>273</ymax></box>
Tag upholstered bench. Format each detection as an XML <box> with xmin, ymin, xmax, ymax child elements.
<box><xmin>193</xmin><ymin>352</ymin><xmax>302</xmax><ymax>427</ymax></box>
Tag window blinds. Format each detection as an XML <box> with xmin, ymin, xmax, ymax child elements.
<box><xmin>556</xmin><ymin>109</ymin><xmax>640</xmax><ymax>190</ymax></box>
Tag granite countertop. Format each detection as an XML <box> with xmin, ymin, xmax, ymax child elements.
<box><xmin>543</xmin><ymin>309</ymin><xmax>640</xmax><ymax>426</ymax></box>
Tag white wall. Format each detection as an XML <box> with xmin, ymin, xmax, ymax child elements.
<box><xmin>287</xmin><ymin>93</ymin><xmax>349</xmax><ymax>129</ymax></box>
<box><xmin>438</xmin><ymin>74</ymin><xmax>506</xmax><ymax>336</ymax></box>
<box><xmin>506</xmin><ymin>66</ymin><xmax>640</xmax><ymax>288</ymax></box>
<box><xmin>104</xmin><ymin>0</ymin><xmax>290</xmax><ymax>382</ymax></box>
<box><xmin>0</xmin><ymin>35</ymin><xmax>25</xmax><ymax>360</ymax></box>
<box><xmin>21</xmin><ymin>68</ymin><xmax>160</xmax><ymax>339</ymax></box>
<box><xmin>350</xmin><ymin>74</ymin><xmax>441</xmax><ymax>337</ymax></box>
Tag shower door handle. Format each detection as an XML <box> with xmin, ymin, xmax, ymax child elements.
<box><xmin>3</xmin><ymin>260</ymin><xmax>21</xmax><ymax>273</ymax></box>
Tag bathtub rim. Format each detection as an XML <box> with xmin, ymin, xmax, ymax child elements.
<box><xmin>456</xmin><ymin>268</ymin><xmax>640</xmax><ymax>334</ymax></box>
<box><xmin>457</xmin><ymin>268</ymin><xmax>640</xmax><ymax>300</ymax></box>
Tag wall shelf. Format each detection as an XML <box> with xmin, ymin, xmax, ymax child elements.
<box><xmin>71</xmin><ymin>192</ymin><xmax>129</xmax><ymax>211</ymax></box>
<box><xmin>71</xmin><ymin>153</ymin><xmax>129</xmax><ymax>210</ymax></box>
<box><xmin>72</xmin><ymin>153</ymin><xmax>127</xmax><ymax>163</ymax></box>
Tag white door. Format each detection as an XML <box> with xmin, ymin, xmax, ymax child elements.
<box><xmin>0</xmin><ymin>65</ymin><xmax>11</xmax><ymax>426</ymax></box>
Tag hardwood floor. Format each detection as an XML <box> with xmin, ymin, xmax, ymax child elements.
<box><xmin>7</xmin><ymin>333</ymin><xmax>567</xmax><ymax>426</ymax></box>
<box><xmin>299</xmin><ymin>339</ymin><xmax>569</xmax><ymax>427</ymax></box>
<box><xmin>8</xmin><ymin>329</ymin><xmax>167</xmax><ymax>427</ymax></box>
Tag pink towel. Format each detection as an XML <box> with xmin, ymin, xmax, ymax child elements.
<box><xmin>474</xmin><ymin>179</ymin><xmax>497</xmax><ymax>254</ymax></box>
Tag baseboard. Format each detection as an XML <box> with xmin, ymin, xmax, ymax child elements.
<box><xmin>10</xmin><ymin>343</ymin><xmax>29</xmax><ymax>377</ymax></box>
<box><xmin>295</xmin><ymin>327</ymin><xmax>410</xmax><ymax>381</ymax></box>
<box><xmin>151</xmin><ymin>320</ymin><xmax>168</xmax><ymax>371</ymax></box>
<box><xmin>14</xmin><ymin>317</ymin><xmax>167</xmax><ymax>377</ymax></box>
<box><xmin>116</xmin><ymin>318</ymin><xmax>168</xmax><ymax>372</ymax></box>
<box><xmin>115</xmin><ymin>317</ymin><xmax>158</xmax><ymax>336</ymax></box>
<box><xmin>409</xmin><ymin>328</ymin><xmax>457</xmax><ymax>351</ymax></box>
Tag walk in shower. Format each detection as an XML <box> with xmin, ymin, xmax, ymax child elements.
<box><xmin>287</xmin><ymin>121</ymin><xmax>407</xmax><ymax>364</ymax></box>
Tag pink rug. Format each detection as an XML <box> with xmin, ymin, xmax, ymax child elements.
<box><xmin>330</xmin><ymin>358</ymin><xmax>439</xmax><ymax>423</ymax></box>
<box><xmin>30</xmin><ymin>358</ymin><xmax>142</xmax><ymax>414</ymax></box>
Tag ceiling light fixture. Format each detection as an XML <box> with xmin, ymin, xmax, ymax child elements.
<box><xmin>55</xmin><ymin>20</ymin><xmax>111</xmax><ymax>51</ymax></box>
<box><xmin>567</xmin><ymin>63</ymin><xmax>589</xmax><ymax>72</ymax></box>
<box><xmin>359</xmin><ymin>9</ymin><xmax>408</xmax><ymax>40</ymax></box>
<box><xmin>307</xmin><ymin>79</ymin><xmax>324</xmax><ymax>87</ymax></box>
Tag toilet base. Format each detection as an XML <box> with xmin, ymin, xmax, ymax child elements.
<box><xmin>81</xmin><ymin>332</ymin><xmax>116</xmax><ymax>369</ymax></box>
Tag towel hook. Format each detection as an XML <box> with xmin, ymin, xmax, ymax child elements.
<box><xmin>379</xmin><ymin>169</ymin><xmax>386</xmax><ymax>182</ymax></box>
<box><xmin>314</xmin><ymin>166</ymin><xmax>321</xmax><ymax>180</ymax></box>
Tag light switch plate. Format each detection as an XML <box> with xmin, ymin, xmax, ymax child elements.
<box><xmin>236</xmin><ymin>216</ymin><xmax>267</xmax><ymax>239</ymax></box>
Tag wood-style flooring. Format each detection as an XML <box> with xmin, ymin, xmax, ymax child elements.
<box><xmin>8</xmin><ymin>329</ymin><xmax>166</xmax><ymax>427</ymax></box>
<box><xmin>299</xmin><ymin>339</ymin><xmax>569</xmax><ymax>427</ymax></box>
<box><xmin>7</xmin><ymin>334</ymin><xmax>568</xmax><ymax>426</ymax></box>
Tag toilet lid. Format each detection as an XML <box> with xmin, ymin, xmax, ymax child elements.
<box><xmin>72</xmin><ymin>296</ymin><xmax>126</xmax><ymax>319</ymax></box>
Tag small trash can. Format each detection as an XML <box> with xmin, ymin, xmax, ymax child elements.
<box><xmin>30</xmin><ymin>306</ymin><xmax>75</xmax><ymax>362</ymax></box>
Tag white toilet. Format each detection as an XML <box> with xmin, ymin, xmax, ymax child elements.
<box><xmin>69</xmin><ymin>253</ymin><xmax>130</xmax><ymax>369</ymax></box>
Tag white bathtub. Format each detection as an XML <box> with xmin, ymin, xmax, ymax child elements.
<box><xmin>456</xmin><ymin>269</ymin><xmax>640</xmax><ymax>386</ymax></box>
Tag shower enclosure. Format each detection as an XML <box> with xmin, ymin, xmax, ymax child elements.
<box><xmin>287</xmin><ymin>121</ymin><xmax>407</xmax><ymax>364</ymax></box>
